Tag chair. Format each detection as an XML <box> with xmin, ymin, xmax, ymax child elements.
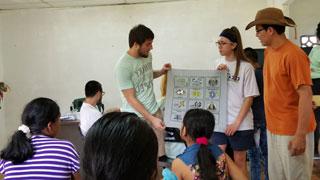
<box><xmin>71</xmin><ymin>98</ymin><xmax>104</xmax><ymax>113</ymax></box>
<box><xmin>164</xmin><ymin>127</ymin><xmax>186</xmax><ymax>160</ymax></box>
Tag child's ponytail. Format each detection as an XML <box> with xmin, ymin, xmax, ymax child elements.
<box><xmin>0</xmin><ymin>126</ymin><xmax>34</xmax><ymax>164</ymax></box>
<box><xmin>196</xmin><ymin>137</ymin><xmax>217</xmax><ymax>180</ymax></box>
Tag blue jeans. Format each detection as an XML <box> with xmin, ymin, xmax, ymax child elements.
<box><xmin>248</xmin><ymin>126</ymin><xmax>268</xmax><ymax>180</ymax></box>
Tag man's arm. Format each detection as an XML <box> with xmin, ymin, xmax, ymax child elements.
<box><xmin>153</xmin><ymin>63</ymin><xmax>171</xmax><ymax>79</ymax></box>
<box><xmin>288</xmin><ymin>85</ymin><xmax>313</xmax><ymax>156</ymax></box>
<box><xmin>121</xmin><ymin>88</ymin><xmax>165</xmax><ymax>130</ymax></box>
<box><xmin>153</xmin><ymin>70</ymin><xmax>164</xmax><ymax>79</ymax></box>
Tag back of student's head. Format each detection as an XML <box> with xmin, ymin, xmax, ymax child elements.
<box><xmin>85</xmin><ymin>80</ymin><xmax>102</xmax><ymax>97</ymax></box>
<box><xmin>129</xmin><ymin>24</ymin><xmax>154</xmax><ymax>48</ymax></box>
<box><xmin>82</xmin><ymin>112</ymin><xmax>158</xmax><ymax>180</ymax></box>
<box><xmin>183</xmin><ymin>109</ymin><xmax>215</xmax><ymax>140</ymax></box>
<box><xmin>183</xmin><ymin>109</ymin><xmax>217</xmax><ymax>180</ymax></box>
<box><xmin>0</xmin><ymin>97</ymin><xmax>60</xmax><ymax>164</ymax></box>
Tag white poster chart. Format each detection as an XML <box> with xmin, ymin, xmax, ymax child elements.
<box><xmin>164</xmin><ymin>69</ymin><xmax>227</xmax><ymax>132</ymax></box>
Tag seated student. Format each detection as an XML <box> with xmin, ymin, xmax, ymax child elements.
<box><xmin>82</xmin><ymin>112</ymin><xmax>159</xmax><ymax>180</ymax></box>
<box><xmin>171</xmin><ymin>109</ymin><xmax>247</xmax><ymax>180</ymax></box>
<box><xmin>0</xmin><ymin>97</ymin><xmax>80</xmax><ymax>180</ymax></box>
<box><xmin>79</xmin><ymin>80</ymin><xmax>104</xmax><ymax>136</ymax></box>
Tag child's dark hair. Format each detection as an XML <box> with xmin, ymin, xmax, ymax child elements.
<box><xmin>0</xmin><ymin>97</ymin><xmax>60</xmax><ymax>164</ymax></box>
<box><xmin>220</xmin><ymin>26</ymin><xmax>248</xmax><ymax>81</ymax></box>
<box><xmin>129</xmin><ymin>24</ymin><xmax>154</xmax><ymax>48</ymax></box>
<box><xmin>183</xmin><ymin>109</ymin><xmax>217</xmax><ymax>180</ymax></box>
<box><xmin>82</xmin><ymin>112</ymin><xmax>158</xmax><ymax>180</ymax></box>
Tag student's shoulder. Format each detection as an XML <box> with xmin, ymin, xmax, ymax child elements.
<box><xmin>172</xmin><ymin>158</ymin><xmax>192</xmax><ymax>179</ymax></box>
<box><xmin>46</xmin><ymin>137</ymin><xmax>76</xmax><ymax>149</ymax></box>
<box><xmin>172</xmin><ymin>157</ymin><xmax>184</xmax><ymax>167</ymax></box>
<box><xmin>80</xmin><ymin>102</ymin><xmax>89</xmax><ymax>110</ymax></box>
<box><xmin>80</xmin><ymin>102</ymin><xmax>97</xmax><ymax>112</ymax></box>
<box><xmin>33</xmin><ymin>135</ymin><xmax>76</xmax><ymax>151</ymax></box>
<box><xmin>240</xmin><ymin>61</ymin><xmax>255</xmax><ymax>71</ymax></box>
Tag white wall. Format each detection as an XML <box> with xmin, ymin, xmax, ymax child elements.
<box><xmin>0</xmin><ymin>0</ymin><xmax>269</xmax><ymax>148</ymax></box>
<box><xmin>0</xmin><ymin>23</ymin><xmax>5</xmax><ymax>148</ymax></box>
<box><xmin>289</xmin><ymin>0</ymin><xmax>320</xmax><ymax>44</ymax></box>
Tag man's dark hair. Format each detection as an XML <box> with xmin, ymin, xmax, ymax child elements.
<box><xmin>85</xmin><ymin>80</ymin><xmax>102</xmax><ymax>97</ymax></box>
<box><xmin>128</xmin><ymin>24</ymin><xmax>154</xmax><ymax>48</ymax></box>
<box><xmin>262</xmin><ymin>24</ymin><xmax>285</xmax><ymax>35</ymax></box>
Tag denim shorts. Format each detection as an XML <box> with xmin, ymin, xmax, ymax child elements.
<box><xmin>212</xmin><ymin>130</ymin><xmax>254</xmax><ymax>151</ymax></box>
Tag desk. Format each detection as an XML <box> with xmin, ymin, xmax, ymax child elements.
<box><xmin>57</xmin><ymin>120</ymin><xmax>84</xmax><ymax>155</ymax></box>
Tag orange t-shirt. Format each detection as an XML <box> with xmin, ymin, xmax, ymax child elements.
<box><xmin>264</xmin><ymin>40</ymin><xmax>316</xmax><ymax>135</ymax></box>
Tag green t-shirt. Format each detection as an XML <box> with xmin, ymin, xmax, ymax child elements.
<box><xmin>115</xmin><ymin>53</ymin><xmax>159</xmax><ymax>116</ymax></box>
<box><xmin>310</xmin><ymin>45</ymin><xmax>320</xmax><ymax>79</ymax></box>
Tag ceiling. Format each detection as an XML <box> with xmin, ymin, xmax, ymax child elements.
<box><xmin>0</xmin><ymin>0</ymin><xmax>182</xmax><ymax>10</ymax></box>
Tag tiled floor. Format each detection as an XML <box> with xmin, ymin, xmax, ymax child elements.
<box><xmin>246</xmin><ymin>157</ymin><xmax>320</xmax><ymax>180</ymax></box>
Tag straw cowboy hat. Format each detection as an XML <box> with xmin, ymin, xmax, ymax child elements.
<box><xmin>246</xmin><ymin>7</ymin><xmax>296</xmax><ymax>30</ymax></box>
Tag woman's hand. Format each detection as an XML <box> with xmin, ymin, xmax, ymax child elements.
<box><xmin>217</xmin><ymin>64</ymin><xmax>228</xmax><ymax>71</ymax></box>
<box><xmin>225</xmin><ymin>121</ymin><xmax>241</xmax><ymax>136</ymax></box>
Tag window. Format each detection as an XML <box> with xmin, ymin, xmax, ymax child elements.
<box><xmin>300</xmin><ymin>35</ymin><xmax>318</xmax><ymax>47</ymax></box>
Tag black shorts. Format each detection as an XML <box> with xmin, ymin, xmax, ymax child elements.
<box><xmin>212</xmin><ymin>130</ymin><xmax>254</xmax><ymax>151</ymax></box>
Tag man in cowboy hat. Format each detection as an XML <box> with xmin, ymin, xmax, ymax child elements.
<box><xmin>246</xmin><ymin>7</ymin><xmax>316</xmax><ymax>179</ymax></box>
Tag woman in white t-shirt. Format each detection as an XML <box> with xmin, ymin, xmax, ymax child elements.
<box><xmin>212</xmin><ymin>26</ymin><xmax>259</xmax><ymax>176</ymax></box>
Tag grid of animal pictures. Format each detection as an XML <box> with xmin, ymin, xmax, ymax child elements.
<box><xmin>164</xmin><ymin>69</ymin><xmax>227</xmax><ymax>131</ymax></box>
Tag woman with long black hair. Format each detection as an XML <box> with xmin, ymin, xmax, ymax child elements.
<box><xmin>0</xmin><ymin>97</ymin><xmax>80</xmax><ymax>179</ymax></box>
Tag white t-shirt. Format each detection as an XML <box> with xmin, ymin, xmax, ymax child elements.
<box><xmin>214</xmin><ymin>58</ymin><xmax>260</xmax><ymax>131</ymax></box>
<box><xmin>79</xmin><ymin>102</ymin><xmax>102</xmax><ymax>136</ymax></box>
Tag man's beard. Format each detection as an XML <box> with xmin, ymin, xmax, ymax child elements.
<box><xmin>138</xmin><ymin>49</ymin><xmax>148</xmax><ymax>58</ymax></box>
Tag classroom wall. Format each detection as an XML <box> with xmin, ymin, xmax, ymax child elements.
<box><xmin>289</xmin><ymin>0</ymin><xmax>320</xmax><ymax>44</ymax></box>
<box><xmin>0</xmin><ymin>0</ymin><xmax>272</xmax><ymax>148</ymax></box>
<box><xmin>0</xmin><ymin>29</ymin><xmax>5</xmax><ymax>148</ymax></box>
